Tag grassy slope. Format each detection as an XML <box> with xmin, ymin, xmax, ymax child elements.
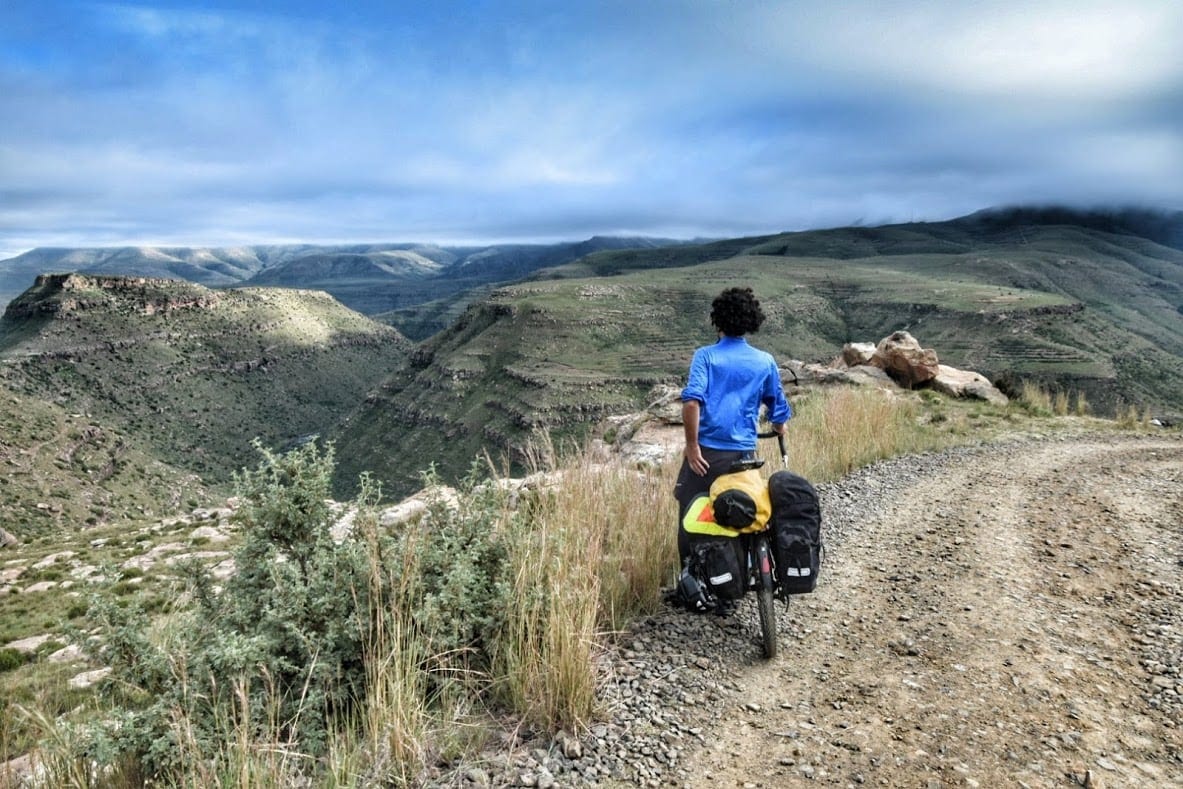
<box><xmin>0</xmin><ymin>379</ymin><xmax>206</xmax><ymax>538</ymax></box>
<box><xmin>0</xmin><ymin>276</ymin><xmax>409</xmax><ymax>535</ymax></box>
<box><xmin>334</xmin><ymin>222</ymin><xmax>1183</xmax><ymax>498</ymax></box>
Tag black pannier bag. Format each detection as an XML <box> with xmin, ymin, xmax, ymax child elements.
<box><xmin>689</xmin><ymin>535</ymin><xmax>746</xmax><ymax>600</ymax></box>
<box><xmin>681</xmin><ymin>493</ymin><xmax>747</xmax><ymax>601</ymax></box>
<box><xmin>767</xmin><ymin>470</ymin><xmax>823</xmax><ymax>594</ymax></box>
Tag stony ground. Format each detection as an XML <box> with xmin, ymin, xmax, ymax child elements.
<box><xmin>498</xmin><ymin>434</ymin><xmax>1183</xmax><ymax>788</ymax></box>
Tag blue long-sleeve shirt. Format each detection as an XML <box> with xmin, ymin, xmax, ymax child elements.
<box><xmin>681</xmin><ymin>336</ymin><xmax>791</xmax><ymax>451</ymax></box>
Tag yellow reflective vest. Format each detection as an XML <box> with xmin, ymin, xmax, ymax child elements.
<box><xmin>681</xmin><ymin>494</ymin><xmax>738</xmax><ymax>537</ymax></box>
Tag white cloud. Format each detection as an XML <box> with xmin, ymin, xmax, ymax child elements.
<box><xmin>1</xmin><ymin>0</ymin><xmax>1180</xmax><ymax>256</ymax></box>
<box><xmin>755</xmin><ymin>1</ymin><xmax>1183</xmax><ymax>104</ymax></box>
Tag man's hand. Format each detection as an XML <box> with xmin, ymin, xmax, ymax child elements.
<box><xmin>681</xmin><ymin>399</ymin><xmax>708</xmax><ymax>475</ymax></box>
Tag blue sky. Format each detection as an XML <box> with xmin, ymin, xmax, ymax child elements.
<box><xmin>1</xmin><ymin>0</ymin><xmax>1181</xmax><ymax>258</ymax></box>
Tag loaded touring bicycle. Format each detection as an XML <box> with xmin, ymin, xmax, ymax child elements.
<box><xmin>678</xmin><ymin>433</ymin><xmax>823</xmax><ymax>658</ymax></box>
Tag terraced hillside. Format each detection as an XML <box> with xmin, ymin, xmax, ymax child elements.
<box><xmin>1</xmin><ymin>274</ymin><xmax>409</xmax><ymax>534</ymax></box>
<box><xmin>542</xmin><ymin>213</ymin><xmax>1183</xmax><ymax>401</ymax></box>
<box><xmin>334</xmin><ymin>216</ymin><xmax>1183</xmax><ymax>498</ymax></box>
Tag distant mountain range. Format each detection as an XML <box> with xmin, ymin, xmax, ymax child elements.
<box><xmin>2</xmin><ymin>206</ymin><xmax>1181</xmax><ymax>511</ymax></box>
<box><xmin>0</xmin><ymin>236</ymin><xmax>684</xmax><ymax>340</ymax></box>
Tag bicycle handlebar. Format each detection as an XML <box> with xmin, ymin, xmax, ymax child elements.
<box><xmin>756</xmin><ymin>430</ymin><xmax>789</xmax><ymax>468</ymax></box>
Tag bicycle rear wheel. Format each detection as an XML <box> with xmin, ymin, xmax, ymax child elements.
<box><xmin>754</xmin><ymin>537</ymin><xmax>777</xmax><ymax>658</ymax></box>
<box><xmin>757</xmin><ymin>585</ymin><xmax>777</xmax><ymax>658</ymax></box>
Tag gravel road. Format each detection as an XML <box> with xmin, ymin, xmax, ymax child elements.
<box><xmin>490</xmin><ymin>433</ymin><xmax>1183</xmax><ymax>788</ymax></box>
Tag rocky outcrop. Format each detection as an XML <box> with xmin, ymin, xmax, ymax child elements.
<box><xmin>826</xmin><ymin>333</ymin><xmax>1008</xmax><ymax>405</ymax></box>
<box><xmin>867</xmin><ymin>331</ymin><xmax>940</xmax><ymax>388</ymax></box>
<box><xmin>3</xmin><ymin>273</ymin><xmax>222</xmax><ymax>320</ymax></box>
<box><xmin>931</xmin><ymin>364</ymin><xmax>1009</xmax><ymax>406</ymax></box>
<box><xmin>840</xmin><ymin>342</ymin><xmax>876</xmax><ymax>367</ymax></box>
<box><xmin>790</xmin><ymin>361</ymin><xmax>896</xmax><ymax>389</ymax></box>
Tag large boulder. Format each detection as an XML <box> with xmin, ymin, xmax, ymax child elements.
<box><xmin>870</xmin><ymin>331</ymin><xmax>940</xmax><ymax>388</ymax></box>
<box><xmin>930</xmin><ymin>365</ymin><xmax>1009</xmax><ymax>406</ymax></box>
<box><xmin>800</xmin><ymin>362</ymin><xmax>896</xmax><ymax>388</ymax></box>
<box><xmin>840</xmin><ymin>342</ymin><xmax>876</xmax><ymax>367</ymax></box>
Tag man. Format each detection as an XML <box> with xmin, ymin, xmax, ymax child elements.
<box><xmin>675</xmin><ymin>286</ymin><xmax>791</xmax><ymax>563</ymax></box>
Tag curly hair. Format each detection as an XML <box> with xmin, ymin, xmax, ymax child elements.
<box><xmin>710</xmin><ymin>287</ymin><xmax>766</xmax><ymax>336</ymax></box>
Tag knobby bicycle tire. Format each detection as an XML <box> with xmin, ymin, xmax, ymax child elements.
<box><xmin>755</xmin><ymin>536</ymin><xmax>777</xmax><ymax>659</ymax></box>
<box><xmin>757</xmin><ymin>586</ymin><xmax>777</xmax><ymax>658</ymax></box>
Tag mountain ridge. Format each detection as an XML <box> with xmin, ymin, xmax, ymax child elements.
<box><xmin>0</xmin><ymin>236</ymin><xmax>686</xmax><ymax>336</ymax></box>
<box><xmin>2</xmin><ymin>206</ymin><xmax>1181</xmax><ymax>506</ymax></box>
<box><xmin>0</xmin><ymin>273</ymin><xmax>409</xmax><ymax>534</ymax></box>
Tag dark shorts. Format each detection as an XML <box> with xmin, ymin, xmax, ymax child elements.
<box><xmin>673</xmin><ymin>447</ymin><xmax>747</xmax><ymax>563</ymax></box>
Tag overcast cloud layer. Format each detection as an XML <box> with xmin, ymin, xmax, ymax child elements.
<box><xmin>1</xmin><ymin>0</ymin><xmax>1181</xmax><ymax>258</ymax></box>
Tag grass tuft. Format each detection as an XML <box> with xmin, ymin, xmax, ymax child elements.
<box><xmin>780</xmin><ymin>388</ymin><xmax>924</xmax><ymax>481</ymax></box>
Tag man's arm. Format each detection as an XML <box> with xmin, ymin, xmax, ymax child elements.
<box><xmin>763</xmin><ymin>360</ymin><xmax>792</xmax><ymax>427</ymax></box>
<box><xmin>682</xmin><ymin>399</ymin><xmax>709</xmax><ymax>476</ymax></box>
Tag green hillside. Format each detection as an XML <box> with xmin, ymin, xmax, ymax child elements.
<box><xmin>334</xmin><ymin>215</ymin><xmax>1183</xmax><ymax>497</ymax></box>
<box><xmin>0</xmin><ymin>379</ymin><xmax>206</xmax><ymax>538</ymax></box>
<box><xmin>3</xmin><ymin>210</ymin><xmax>1180</xmax><ymax>511</ymax></box>
<box><xmin>0</xmin><ymin>274</ymin><xmax>409</xmax><ymax>534</ymax></box>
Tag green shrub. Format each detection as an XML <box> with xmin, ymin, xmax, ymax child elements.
<box><xmin>0</xmin><ymin>648</ymin><xmax>27</xmax><ymax>673</ymax></box>
<box><xmin>396</xmin><ymin>465</ymin><xmax>511</xmax><ymax>677</ymax></box>
<box><xmin>74</xmin><ymin>442</ymin><xmax>512</xmax><ymax>784</ymax></box>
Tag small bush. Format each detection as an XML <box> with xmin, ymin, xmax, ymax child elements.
<box><xmin>0</xmin><ymin>647</ymin><xmax>27</xmax><ymax>673</ymax></box>
<box><xmin>36</xmin><ymin>640</ymin><xmax>65</xmax><ymax>658</ymax></box>
<box><xmin>1018</xmin><ymin>381</ymin><xmax>1053</xmax><ymax>416</ymax></box>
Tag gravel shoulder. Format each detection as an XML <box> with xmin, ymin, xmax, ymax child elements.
<box><xmin>564</xmin><ymin>434</ymin><xmax>1183</xmax><ymax>788</ymax></box>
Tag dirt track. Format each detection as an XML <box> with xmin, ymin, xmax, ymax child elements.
<box><xmin>678</xmin><ymin>436</ymin><xmax>1183</xmax><ymax>788</ymax></box>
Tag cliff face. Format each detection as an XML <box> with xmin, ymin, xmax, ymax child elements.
<box><xmin>331</xmin><ymin>291</ymin><xmax>688</xmax><ymax>497</ymax></box>
<box><xmin>4</xmin><ymin>273</ymin><xmax>223</xmax><ymax>320</ymax></box>
<box><xmin>0</xmin><ymin>275</ymin><xmax>410</xmax><ymax>490</ymax></box>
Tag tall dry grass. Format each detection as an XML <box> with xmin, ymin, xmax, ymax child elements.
<box><xmin>1018</xmin><ymin>380</ymin><xmax>1054</xmax><ymax>416</ymax></box>
<box><xmin>1018</xmin><ymin>381</ymin><xmax>1100</xmax><ymax>419</ymax></box>
<box><xmin>776</xmin><ymin>388</ymin><xmax>924</xmax><ymax>481</ymax></box>
<box><xmin>345</xmin><ymin>513</ymin><xmax>432</xmax><ymax>786</ymax></box>
<box><xmin>493</xmin><ymin>448</ymin><xmax>675</xmax><ymax>731</ymax></box>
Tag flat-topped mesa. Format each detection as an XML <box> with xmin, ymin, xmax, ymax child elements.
<box><xmin>3</xmin><ymin>273</ymin><xmax>222</xmax><ymax>320</ymax></box>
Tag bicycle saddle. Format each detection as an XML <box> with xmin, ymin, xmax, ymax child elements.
<box><xmin>728</xmin><ymin>456</ymin><xmax>765</xmax><ymax>473</ymax></box>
